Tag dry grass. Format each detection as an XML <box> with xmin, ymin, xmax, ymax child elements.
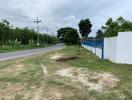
<box><xmin>56</xmin><ymin>67</ymin><xmax>119</xmax><ymax>92</ymax></box>
<box><xmin>0</xmin><ymin>46</ymin><xmax>131</xmax><ymax>100</ymax></box>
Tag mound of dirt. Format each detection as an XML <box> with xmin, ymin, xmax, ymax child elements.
<box><xmin>56</xmin><ymin>68</ymin><xmax>119</xmax><ymax>92</ymax></box>
<box><xmin>55</xmin><ymin>56</ymin><xmax>79</xmax><ymax>62</ymax></box>
<box><xmin>50</xmin><ymin>54</ymin><xmax>79</xmax><ymax>62</ymax></box>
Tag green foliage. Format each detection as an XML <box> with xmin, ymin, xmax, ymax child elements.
<box><xmin>102</xmin><ymin>18</ymin><xmax>119</xmax><ymax>37</ymax></box>
<box><xmin>0</xmin><ymin>19</ymin><xmax>58</xmax><ymax>45</ymax></box>
<box><xmin>59</xmin><ymin>46</ymin><xmax>132</xmax><ymax>100</ymax></box>
<box><xmin>57</xmin><ymin>27</ymin><xmax>71</xmax><ymax>41</ymax></box>
<box><xmin>78</xmin><ymin>19</ymin><xmax>92</xmax><ymax>39</ymax></box>
<box><xmin>96</xmin><ymin>29</ymin><xmax>104</xmax><ymax>39</ymax></box>
<box><xmin>57</xmin><ymin>27</ymin><xmax>79</xmax><ymax>45</ymax></box>
<box><xmin>102</xmin><ymin>17</ymin><xmax>132</xmax><ymax>37</ymax></box>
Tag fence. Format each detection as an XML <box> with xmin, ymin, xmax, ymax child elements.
<box><xmin>82</xmin><ymin>39</ymin><xmax>104</xmax><ymax>59</ymax></box>
<box><xmin>82</xmin><ymin>32</ymin><xmax>132</xmax><ymax>64</ymax></box>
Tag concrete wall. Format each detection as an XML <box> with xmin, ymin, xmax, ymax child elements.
<box><xmin>82</xmin><ymin>31</ymin><xmax>132</xmax><ymax>64</ymax></box>
<box><xmin>82</xmin><ymin>44</ymin><xmax>102</xmax><ymax>58</ymax></box>
<box><xmin>104</xmin><ymin>37</ymin><xmax>117</xmax><ymax>62</ymax></box>
<box><xmin>96</xmin><ymin>47</ymin><xmax>102</xmax><ymax>58</ymax></box>
<box><xmin>116</xmin><ymin>32</ymin><xmax>132</xmax><ymax>64</ymax></box>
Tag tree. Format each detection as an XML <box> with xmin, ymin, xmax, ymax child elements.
<box><xmin>96</xmin><ymin>29</ymin><xmax>104</xmax><ymax>39</ymax></box>
<box><xmin>102</xmin><ymin>18</ymin><xmax>119</xmax><ymax>37</ymax></box>
<box><xmin>0</xmin><ymin>21</ymin><xmax>12</xmax><ymax>45</ymax></box>
<box><xmin>57</xmin><ymin>27</ymin><xmax>70</xmax><ymax>42</ymax></box>
<box><xmin>117</xmin><ymin>17</ymin><xmax>132</xmax><ymax>32</ymax></box>
<box><xmin>2</xmin><ymin>19</ymin><xmax>10</xmax><ymax>26</ymax></box>
<box><xmin>78</xmin><ymin>19</ymin><xmax>92</xmax><ymax>39</ymax></box>
<box><xmin>57</xmin><ymin>27</ymin><xmax>79</xmax><ymax>45</ymax></box>
<box><xmin>0</xmin><ymin>19</ymin><xmax>58</xmax><ymax>45</ymax></box>
<box><xmin>102</xmin><ymin>17</ymin><xmax>132</xmax><ymax>37</ymax></box>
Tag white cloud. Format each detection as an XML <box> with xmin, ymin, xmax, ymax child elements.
<box><xmin>0</xmin><ymin>0</ymin><xmax>132</xmax><ymax>36</ymax></box>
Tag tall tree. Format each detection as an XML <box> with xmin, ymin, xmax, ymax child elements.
<box><xmin>57</xmin><ymin>27</ymin><xmax>79</xmax><ymax>45</ymax></box>
<box><xmin>78</xmin><ymin>19</ymin><xmax>92</xmax><ymax>39</ymax></box>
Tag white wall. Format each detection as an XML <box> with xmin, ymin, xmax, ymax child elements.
<box><xmin>104</xmin><ymin>37</ymin><xmax>117</xmax><ymax>62</ymax></box>
<box><xmin>116</xmin><ymin>32</ymin><xmax>132</xmax><ymax>64</ymax></box>
<box><xmin>104</xmin><ymin>32</ymin><xmax>132</xmax><ymax>64</ymax></box>
<box><xmin>82</xmin><ymin>31</ymin><xmax>132</xmax><ymax>64</ymax></box>
<box><xmin>96</xmin><ymin>47</ymin><xmax>102</xmax><ymax>58</ymax></box>
<box><xmin>82</xmin><ymin>44</ymin><xmax>102</xmax><ymax>58</ymax></box>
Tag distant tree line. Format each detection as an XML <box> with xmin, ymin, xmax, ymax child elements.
<box><xmin>57</xmin><ymin>16</ymin><xmax>132</xmax><ymax>45</ymax></box>
<box><xmin>0</xmin><ymin>19</ymin><xmax>58</xmax><ymax>45</ymax></box>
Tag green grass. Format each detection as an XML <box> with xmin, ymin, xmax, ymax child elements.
<box><xmin>0</xmin><ymin>46</ymin><xmax>131</xmax><ymax>100</ymax></box>
<box><xmin>0</xmin><ymin>44</ymin><xmax>52</xmax><ymax>53</ymax></box>
<box><xmin>58</xmin><ymin>46</ymin><xmax>132</xmax><ymax>99</ymax></box>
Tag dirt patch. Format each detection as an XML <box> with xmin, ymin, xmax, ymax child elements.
<box><xmin>0</xmin><ymin>84</ymin><xmax>25</xmax><ymax>99</ymax></box>
<box><xmin>56</xmin><ymin>68</ymin><xmax>73</xmax><ymax>77</ymax></box>
<box><xmin>50</xmin><ymin>54</ymin><xmax>64</xmax><ymax>60</ymax></box>
<box><xmin>48</xmin><ymin>91</ymin><xmax>62</xmax><ymax>100</ymax></box>
<box><xmin>0</xmin><ymin>64</ymin><xmax>25</xmax><ymax>74</ymax></box>
<box><xmin>0</xmin><ymin>84</ymin><xmax>44</xmax><ymax>100</ymax></box>
<box><xmin>32</xmin><ymin>88</ymin><xmax>43</xmax><ymax>100</ymax></box>
<box><xmin>56</xmin><ymin>56</ymin><xmax>79</xmax><ymax>62</ymax></box>
<box><xmin>50</xmin><ymin>54</ymin><xmax>79</xmax><ymax>62</ymax></box>
<box><xmin>56</xmin><ymin>68</ymin><xmax>119</xmax><ymax>92</ymax></box>
<box><xmin>41</xmin><ymin>64</ymin><xmax>48</xmax><ymax>75</ymax></box>
<box><xmin>44</xmin><ymin>89</ymin><xmax>62</xmax><ymax>100</ymax></box>
<box><xmin>97</xmin><ymin>73</ymin><xmax>119</xmax><ymax>88</ymax></box>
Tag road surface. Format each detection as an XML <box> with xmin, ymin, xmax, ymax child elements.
<box><xmin>0</xmin><ymin>44</ymin><xmax>64</xmax><ymax>61</ymax></box>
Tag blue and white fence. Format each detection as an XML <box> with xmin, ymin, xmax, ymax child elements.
<box><xmin>82</xmin><ymin>32</ymin><xmax>132</xmax><ymax>64</ymax></box>
<box><xmin>82</xmin><ymin>39</ymin><xmax>104</xmax><ymax>59</ymax></box>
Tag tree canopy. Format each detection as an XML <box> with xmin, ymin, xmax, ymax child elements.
<box><xmin>0</xmin><ymin>20</ymin><xmax>58</xmax><ymax>45</ymax></box>
<box><xmin>78</xmin><ymin>19</ymin><xmax>92</xmax><ymax>39</ymax></box>
<box><xmin>102</xmin><ymin>17</ymin><xmax>132</xmax><ymax>37</ymax></box>
<box><xmin>57</xmin><ymin>27</ymin><xmax>79</xmax><ymax>45</ymax></box>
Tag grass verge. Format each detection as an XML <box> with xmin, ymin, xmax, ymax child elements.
<box><xmin>0</xmin><ymin>46</ymin><xmax>131</xmax><ymax>100</ymax></box>
<box><xmin>0</xmin><ymin>44</ymin><xmax>53</xmax><ymax>53</ymax></box>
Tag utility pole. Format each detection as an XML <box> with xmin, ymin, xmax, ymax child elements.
<box><xmin>46</xmin><ymin>27</ymin><xmax>49</xmax><ymax>44</ymax></box>
<box><xmin>34</xmin><ymin>17</ymin><xmax>42</xmax><ymax>46</ymax></box>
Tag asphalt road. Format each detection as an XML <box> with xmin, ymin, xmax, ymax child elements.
<box><xmin>0</xmin><ymin>44</ymin><xmax>64</xmax><ymax>61</ymax></box>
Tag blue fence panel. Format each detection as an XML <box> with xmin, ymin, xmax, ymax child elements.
<box><xmin>82</xmin><ymin>39</ymin><xmax>104</xmax><ymax>59</ymax></box>
<box><xmin>82</xmin><ymin>39</ymin><xmax>103</xmax><ymax>48</ymax></box>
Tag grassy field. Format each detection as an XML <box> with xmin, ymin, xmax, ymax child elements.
<box><xmin>0</xmin><ymin>46</ymin><xmax>131</xmax><ymax>100</ymax></box>
<box><xmin>0</xmin><ymin>44</ymin><xmax>52</xmax><ymax>53</ymax></box>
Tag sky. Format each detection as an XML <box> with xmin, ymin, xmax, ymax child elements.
<box><xmin>0</xmin><ymin>0</ymin><xmax>132</xmax><ymax>36</ymax></box>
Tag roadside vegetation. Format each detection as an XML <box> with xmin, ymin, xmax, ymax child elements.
<box><xmin>57</xmin><ymin>27</ymin><xmax>80</xmax><ymax>45</ymax></box>
<box><xmin>0</xmin><ymin>44</ymin><xmax>53</xmax><ymax>53</ymax></box>
<box><xmin>0</xmin><ymin>46</ymin><xmax>131</xmax><ymax>100</ymax></box>
<box><xmin>0</xmin><ymin>19</ymin><xmax>59</xmax><ymax>52</ymax></box>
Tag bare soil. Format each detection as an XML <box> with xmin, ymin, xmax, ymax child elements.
<box><xmin>56</xmin><ymin>67</ymin><xmax>119</xmax><ymax>92</ymax></box>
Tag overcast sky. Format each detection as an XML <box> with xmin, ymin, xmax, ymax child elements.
<box><xmin>0</xmin><ymin>0</ymin><xmax>132</xmax><ymax>36</ymax></box>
